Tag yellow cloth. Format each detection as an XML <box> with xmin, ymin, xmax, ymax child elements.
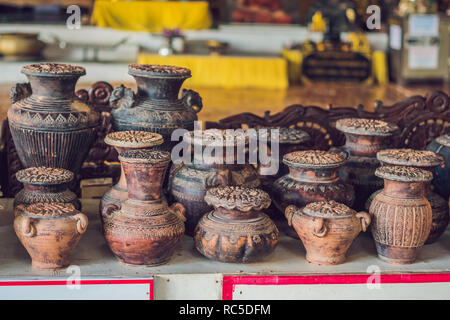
<box><xmin>372</xmin><ymin>51</ymin><xmax>388</xmax><ymax>84</ymax></box>
<box><xmin>138</xmin><ymin>53</ymin><xmax>289</xmax><ymax>90</ymax></box>
<box><xmin>91</xmin><ymin>0</ymin><xmax>212</xmax><ymax>32</ymax></box>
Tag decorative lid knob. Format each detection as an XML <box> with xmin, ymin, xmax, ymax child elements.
<box><xmin>105</xmin><ymin>131</ymin><xmax>164</xmax><ymax>148</ymax></box>
<box><xmin>377</xmin><ymin>148</ymin><xmax>444</xmax><ymax>167</ymax></box>
<box><xmin>303</xmin><ymin>200</ymin><xmax>356</xmax><ymax>218</ymax></box>
<box><xmin>336</xmin><ymin>118</ymin><xmax>398</xmax><ymax>136</ymax></box>
<box><xmin>375</xmin><ymin>165</ymin><xmax>433</xmax><ymax>182</ymax></box>
<box><xmin>128</xmin><ymin>64</ymin><xmax>191</xmax><ymax>78</ymax></box>
<box><xmin>283</xmin><ymin>150</ymin><xmax>345</xmax><ymax>169</ymax></box>
<box><xmin>204</xmin><ymin>186</ymin><xmax>271</xmax><ymax>212</ymax></box>
<box><xmin>256</xmin><ymin>127</ymin><xmax>310</xmax><ymax>145</ymax></box>
<box><xmin>183</xmin><ymin>129</ymin><xmax>248</xmax><ymax>147</ymax></box>
<box><xmin>22</xmin><ymin>63</ymin><xmax>86</xmax><ymax>76</ymax></box>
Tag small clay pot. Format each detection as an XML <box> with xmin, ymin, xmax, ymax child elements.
<box><xmin>14</xmin><ymin>167</ymin><xmax>80</xmax><ymax>210</ymax></box>
<box><xmin>370</xmin><ymin>165</ymin><xmax>432</xmax><ymax>264</ymax></box>
<box><xmin>285</xmin><ymin>201</ymin><xmax>370</xmax><ymax>265</ymax></box>
<box><xmin>14</xmin><ymin>202</ymin><xmax>88</xmax><ymax>270</ymax></box>
<box><xmin>427</xmin><ymin>134</ymin><xmax>450</xmax><ymax>199</ymax></box>
<box><xmin>194</xmin><ymin>186</ymin><xmax>279</xmax><ymax>263</ymax></box>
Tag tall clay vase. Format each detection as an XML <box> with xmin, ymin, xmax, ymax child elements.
<box><xmin>427</xmin><ymin>134</ymin><xmax>450</xmax><ymax>199</ymax></box>
<box><xmin>285</xmin><ymin>201</ymin><xmax>371</xmax><ymax>265</ymax></box>
<box><xmin>99</xmin><ymin>131</ymin><xmax>164</xmax><ymax>223</ymax></box>
<box><xmin>8</xmin><ymin>63</ymin><xmax>100</xmax><ymax>181</ymax></box>
<box><xmin>374</xmin><ymin>149</ymin><xmax>448</xmax><ymax>244</ymax></box>
<box><xmin>168</xmin><ymin>129</ymin><xmax>260</xmax><ymax>236</ymax></box>
<box><xmin>14</xmin><ymin>202</ymin><xmax>88</xmax><ymax>270</ymax></box>
<box><xmin>109</xmin><ymin>64</ymin><xmax>202</xmax><ymax>151</ymax></box>
<box><xmin>194</xmin><ymin>186</ymin><xmax>279</xmax><ymax>263</ymax></box>
<box><xmin>14</xmin><ymin>167</ymin><xmax>80</xmax><ymax>210</ymax></box>
<box><xmin>335</xmin><ymin>118</ymin><xmax>399</xmax><ymax>211</ymax></box>
<box><xmin>370</xmin><ymin>165</ymin><xmax>433</xmax><ymax>264</ymax></box>
<box><xmin>103</xmin><ymin>150</ymin><xmax>185</xmax><ymax>266</ymax></box>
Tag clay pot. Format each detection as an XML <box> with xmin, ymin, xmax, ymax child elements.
<box><xmin>194</xmin><ymin>186</ymin><xmax>278</xmax><ymax>263</ymax></box>
<box><xmin>14</xmin><ymin>167</ymin><xmax>80</xmax><ymax>210</ymax></box>
<box><xmin>285</xmin><ymin>200</ymin><xmax>371</xmax><ymax>265</ymax></box>
<box><xmin>370</xmin><ymin>149</ymin><xmax>448</xmax><ymax>244</ymax></box>
<box><xmin>8</xmin><ymin>63</ymin><xmax>100</xmax><ymax>184</ymax></box>
<box><xmin>104</xmin><ymin>150</ymin><xmax>185</xmax><ymax>266</ymax></box>
<box><xmin>14</xmin><ymin>202</ymin><xmax>88</xmax><ymax>269</ymax></box>
<box><xmin>370</xmin><ymin>165</ymin><xmax>433</xmax><ymax>264</ymax></box>
<box><xmin>99</xmin><ymin>131</ymin><xmax>163</xmax><ymax>223</ymax></box>
<box><xmin>0</xmin><ymin>33</ymin><xmax>45</xmax><ymax>59</ymax></box>
<box><xmin>427</xmin><ymin>134</ymin><xmax>450</xmax><ymax>199</ymax></box>
<box><xmin>110</xmin><ymin>64</ymin><xmax>202</xmax><ymax>151</ymax></box>
<box><xmin>168</xmin><ymin>129</ymin><xmax>260</xmax><ymax>236</ymax></box>
<box><xmin>335</xmin><ymin>118</ymin><xmax>399</xmax><ymax>211</ymax></box>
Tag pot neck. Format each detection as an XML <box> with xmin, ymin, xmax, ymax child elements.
<box><xmin>26</xmin><ymin>74</ymin><xmax>79</xmax><ymax>99</ymax></box>
<box><xmin>383</xmin><ymin>179</ymin><xmax>426</xmax><ymax>198</ymax></box>
<box><xmin>133</xmin><ymin>75</ymin><xmax>187</xmax><ymax>101</ymax></box>
<box><xmin>23</xmin><ymin>183</ymin><xmax>68</xmax><ymax>194</ymax></box>
<box><xmin>288</xmin><ymin>166</ymin><xmax>339</xmax><ymax>183</ymax></box>
<box><xmin>214</xmin><ymin>207</ymin><xmax>259</xmax><ymax>220</ymax></box>
<box><xmin>343</xmin><ymin>133</ymin><xmax>388</xmax><ymax>157</ymax></box>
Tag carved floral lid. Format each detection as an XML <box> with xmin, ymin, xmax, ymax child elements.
<box><xmin>336</xmin><ymin>118</ymin><xmax>398</xmax><ymax>136</ymax></box>
<box><xmin>375</xmin><ymin>165</ymin><xmax>433</xmax><ymax>182</ymax></box>
<box><xmin>128</xmin><ymin>64</ymin><xmax>191</xmax><ymax>78</ymax></box>
<box><xmin>303</xmin><ymin>200</ymin><xmax>356</xmax><ymax>218</ymax></box>
<box><xmin>118</xmin><ymin>149</ymin><xmax>171</xmax><ymax>163</ymax></box>
<box><xmin>16</xmin><ymin>167</ymin><xmax>74</xmax><ymax>185</ymax></box>
<box><xmin>105</xmin><ymin>131</ymin><xmax>164</xmax><ymax>148</ymax></box>
<box><xmin>377</xmin><ymin>148</ymin><xmax>444</xmax><ymax>167</ymax></box>
<box><xmin>436</xmin><ymin>134</ymin><xmax>450</xmax><ymax>147</ymax></box>
<box><xmin>283</xmin><ymin>150</ymin><xmax>345</xmax><ymax>169</ymax></box>
<box><xmin>204</xmin><ymin>186</ymin><xmax>271</xmax><ymax>212</ymax></box>
<box><xmin>22</xmin><ymin>202</ymin><xmax>77</xmax><ymax>217</ymax></box>
<box><xmin>256</xmin><ymin>127</ymin><xmax>310</xmax><ymax>144</ymax></box>
<box><xmin>184</xmin><ymin>129</ymin><xmax>248</xmax><ymax>147</ymax></box>
<box><xmin>22</xmin><ymin>63</ymin><xmax>86</xmax><ymax>76</ymax></box>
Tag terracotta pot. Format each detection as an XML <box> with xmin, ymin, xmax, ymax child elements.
<box><xmin>285</xmin><ymin>200</ymin><xmax>371</xmax><ymax>265</ymax></box>
<box><xmin>14</xmin><ymin>167</ymin><xmax>80</xmax><ymax>210</ymax></box>
<box><xmin>427</xmin><ymin>134</ymin><xmax>450</xmax><ymax>199</ymax></box>
<box><xmin>194</xmin><ymin>186</ymin><xmax>278</xmax><ymax>263</ymax></box>
<box><xmin>335</xmin><ymin>118</ymin><xmax>399</xmax><ymax>211</ymax></box>
<box><xmin>0</xmin><ymin>33</ymin><xmax>45</xmax><ymax>58</ymax></box>
<box><xmin>14</xmin><ymin>202</ymin><xmax>88</xmax><ymax>269</ymax></box>
<box><xmin>110</xmin><ymin>64</ymin><xmax>202</xmax><ymax>151</ymax></box>
<box><xmin>104</xmin><ymin>149</ymin><xmax>185</xmax><ymax>266</ymax></box>
<box><xmin>168</xmin><ymin>129</ymin><xmax>260</xmax><ymax>236</ymax></box>
<box><xmin>8</xmin><ymin>63</ymin><xmax>100</xmax><ymax>184</ymax></box>
<box><xmin>99</xmin><ymin>131</ymin><xmax>163</xmax><ymax>223</ymax></box>
<box><xmin>370</xmin><ymin>165</ymin><xmax>432</xmax><ymax>264</ymax></box>
<box><xmin>369</xmin><ymin>149</ymin><xmax>448</xmax><ymax>244</ymax></box>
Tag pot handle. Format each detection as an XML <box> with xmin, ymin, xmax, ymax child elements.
<box><xmin>356</xmin><ymin>211</ymin><xmax>371</xmax><ymax>232</ymax></box>
<box><xmin>103</xmin><ymin>203</ymin><xmax>119</xmax><ymax>219</ymax></box>
<box><xmin>109</xmin><ymin>84</ymin><xmax>135</xmax><ymax>109</ymax></box>
<box><xmin>181</xmin><ymin>89</ymin><xmax>203</xmax><ymax>114</ymax></box>
<box><xmin>170</xmin><ymin>203</ymin><xmax>186</xmax><ymax>222</ymax></box>
<box><xmin>10</xmin><ymin>82</ymin><xmax>32</xmax><ymax>104</ymax></box>
<box><xmin>21</xmin><ymin>217</ymin><xmax>36</xmax><ymax>238</ymax></box>
<box><xmin>311</xmin><ymin>217</ymin><xmax>328</xmax><ymax>238</ymax></box>
<box><xmin>284</xmin><ymin>205</ymin><xmax>298</xmax><ymax>227</ymax></box>
<box><xmin>73</xmin><ymin>213</ymin><xmax>89</xmax><ymax>235</ymax></box>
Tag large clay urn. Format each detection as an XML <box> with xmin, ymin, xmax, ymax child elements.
<box><xmin>194</xmin><ymin>186</ymin><xmax>279</xmax><ymax>263</ymax></box>
<box><xmin>427</xmin><ymin>134</ymin><xmax>450</xmax><ymax>199</ymax></box>
<box><xmin>372</xmin><ymin>149</ymin><xmax>448</xmax><ymax>244</ymax></box>
<box><xmin>8</xmin><ymin>63</ymin><xmax>100</xmax><ymax>179</ymax></box>
<box><xmin>370</xmin><ymin>165</ymin><xmax>432</xmax><ymax>264</ymax></box>
<box><xmin>103</xmin><ymin>149</ymin><xmax>185</xmax><ymax>266</ymax></box>
<box><xmin>109</xmin><ymin>64</ymin><xmax>202</xmax><ymax>151</ymax></box>
<box><xmin>335</xmin><ymin>118</ymin><xmax>399</xmax><ymax>211</ymax></box>
<box><xmin>14</xmin><ymin>167</ymin><xmax>80</xmax><ymax>210</ymax></box>
<box><xmin>168</xmin><ymin>129</ymin><xmax>260</xmax><ymax>236</ymax></box>
<box><xmin>285</xmin><ymin>201</ymin><xmax>371</xmax><ymax>265</ymax></box>
<box><xmin>14</xmin><ymin>202</ymin><xmax>88</xmax><ymax>270</ymax></box>
<box><xmin>99</xmin><ymin>131</ymin><xmax>163</xmax><ymax>223</ymax></box>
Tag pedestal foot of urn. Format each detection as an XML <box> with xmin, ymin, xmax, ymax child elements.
<box><xmin>31</xmin><ymin>260</ymin><xmax>69</xmax><ymax>270</ymax></box>
<box><xmin>305</xmin><ymin>253</ymin><xmax>347</xmax><ymax>266</ymax></box>
<box><xmin>375</xmin><ymin>242</ymin><xmax>419</xmax><ymax>265</ymax></box>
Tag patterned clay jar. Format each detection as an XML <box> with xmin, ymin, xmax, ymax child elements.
<box><xmin>99</xmin><ymin>131</ymin><xmax>163</xmax><ymax>223</ymax></box>
<box><xmin>194</xmin><ymin>186</ymin><xmax>279</xmax><ymax>263</ymax></box>
<box><xmin>427</xmin><ymin>134</ymin><xmax>450</xmax><ymax>199</ymax></box>
<box><xmin>335</xmin><ymin>118</ymin><xmax>399</xmax><ymax>211</ymax></box>
<box><xmin>371</xmin><ymin>149</ymin><xmax>448</xmax><ymax>244</ymax></box>
<box><xmin>103</xmin><ymin>150</ymin><xmax>185</xmax><ymax>266</ymax></box>
<box><xmin>285</xmin><ymin>201</ymin><xmax>371</xmax><ymax>265</ymax></box>
<box><xmin>14</xmin><ymin>167</ymin><xmax>80</xmax><ymax>210</ymax></box>
<box><xmin>168</xmin><ymin>129</ymin><xmax>260</xmax><ymax>236</ymax></box>
<box><xmin>109</xmin><ymin>64</ymin><xmax>202</xmax><ymax>151</ymax></box>
<box><xmin>8</xmin><ymin>63</ymin><xmax>99</xmax><ymax>177</ymax></box>
<box><xmin>14</xmin><ymin>202</ymin><xmax>88</xmax><ymax>269</ymax></box>
<box><xmin>370</xmin><ymin>165</ymin><xmax>432</xmax><ymax>264</ymax></box>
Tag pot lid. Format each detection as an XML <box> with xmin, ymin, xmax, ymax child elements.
<box><xmin>16</xmin><ymin>167</ymin><xmax>74</xmax><ymax>185</ymax></box>
<box><xmin>22</xmin><ymin>63</ymin><xmax>85</xmax><ymax>76</ymax></box>
<box><xmin>435</xmin><ymin>134</ymin><xmax>450</xmax><ymax>147</ymax></box>
<box><xmin>204</xmin><ymin>186</ymin><xmax>271</xmax><ymax>212</ymax></box>
<box><xmin>303</xmin><ymin>200</ymin><xmax>356</xmax><ymax>218</ymax></box>
<box><xmin>375</xmin><ymin>165</ymin><xmax>433</xmax><ymax>182</ymax></box>
<box><xmin>377</xmin><ymin>148</ymin><xmax>444</xmax><ymax>167</ymax></box>
<box><xmin>118</xmin><ymin>149</ymin><xmax>170</xmax><ymax>163</ymax></box>
<box><xmin>183</xmin><ymin>129</ymin><xmax>248</xmax><ymax>147</ymax></box>
<box><xmin>336</xmin><ymin>118</ymin><xmax>398</xmax><ymax>136</ymax></box>
<box><xmin>22</xmin><ymin>202</ymin><xmax>77</xmax><ymax>217</ymax></box>
<box><xmin>283</xmin><ymin>150</ymin><xmax>345</xmax><ymax>169</ymax></box>
<box><xmin>105</xmin><ymin>131</ymin><xmax>164</xmax><ymax>148</ymax></box>
<box><xmin>128</xmin><ymin>64</ymin><xmax>191</xmax><ymax>78</ymax></box>
<box><xmin>256</xmin><ymin>127</ymin><xmax>310</xmax><ymax>144</ymax></box>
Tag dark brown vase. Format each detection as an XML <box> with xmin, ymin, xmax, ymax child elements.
<box><xmin>427</xmin><ymin>134</ymin><xmax>450</xmax><ymax>198</ymax></box>
<box><xmin>99</xmin><ymin>131</ymin><xmax>164</xmax><ymax>223</ymax></box>
<box><xmin>103</xmin><ymin>150</ymin><xmax>185</xmax><ymax>266</ymax></box>
<box><xmin>14</xmin><ymin>167</ymin><xmax>80</xmax><ymax>210</ymax></box>
<box><xmin>370</xmin><ymin>165</ymin><xmax>432</xmax><ymax>264</ymax></box>
<box><xmin>110</xmin><ymin>64</ymin><xmax>202</xmax><ymax>151</ymax></box>
<box><xmin>194</xmin><ymin>186</ymin><xmax>279</xmax><ymax>263</ymax></box>
<box><xmin>371</xmin><ymin>149</ymin><xmax>448</xmax><ymax>244</ymax></box>
<box><xmin>168</xmin><ymin>129</ymin><xmax>260</xmax><ymax>236</ymax></box>
<box><xmin>8</xmin><ymin>63</ymin><xmax>100</xmax><ymax>181</ymax></box>
<box><xmin>335</xmin><ymin>118</ymin><xmax>399</xmax><ymax>211</ymax></box>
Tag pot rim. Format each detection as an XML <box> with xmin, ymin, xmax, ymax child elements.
<box><xmin>21</xmin><ymin>62</ymin><xmax>86</xmax><ymax>77</ymax></box>
<box><xmin>336</xmin><ymin>118</ymin><xmax>398</xmax><ymax>137</ymax></box>
<box><xmin>105</xmin><ymin>131</ymin><xmax>164</xmax><ymax>148</ymax></box>
<box><xmin>128</xmin><ymin>63</ymin><xmax>191</xmax><ymax>79</ymax></box>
